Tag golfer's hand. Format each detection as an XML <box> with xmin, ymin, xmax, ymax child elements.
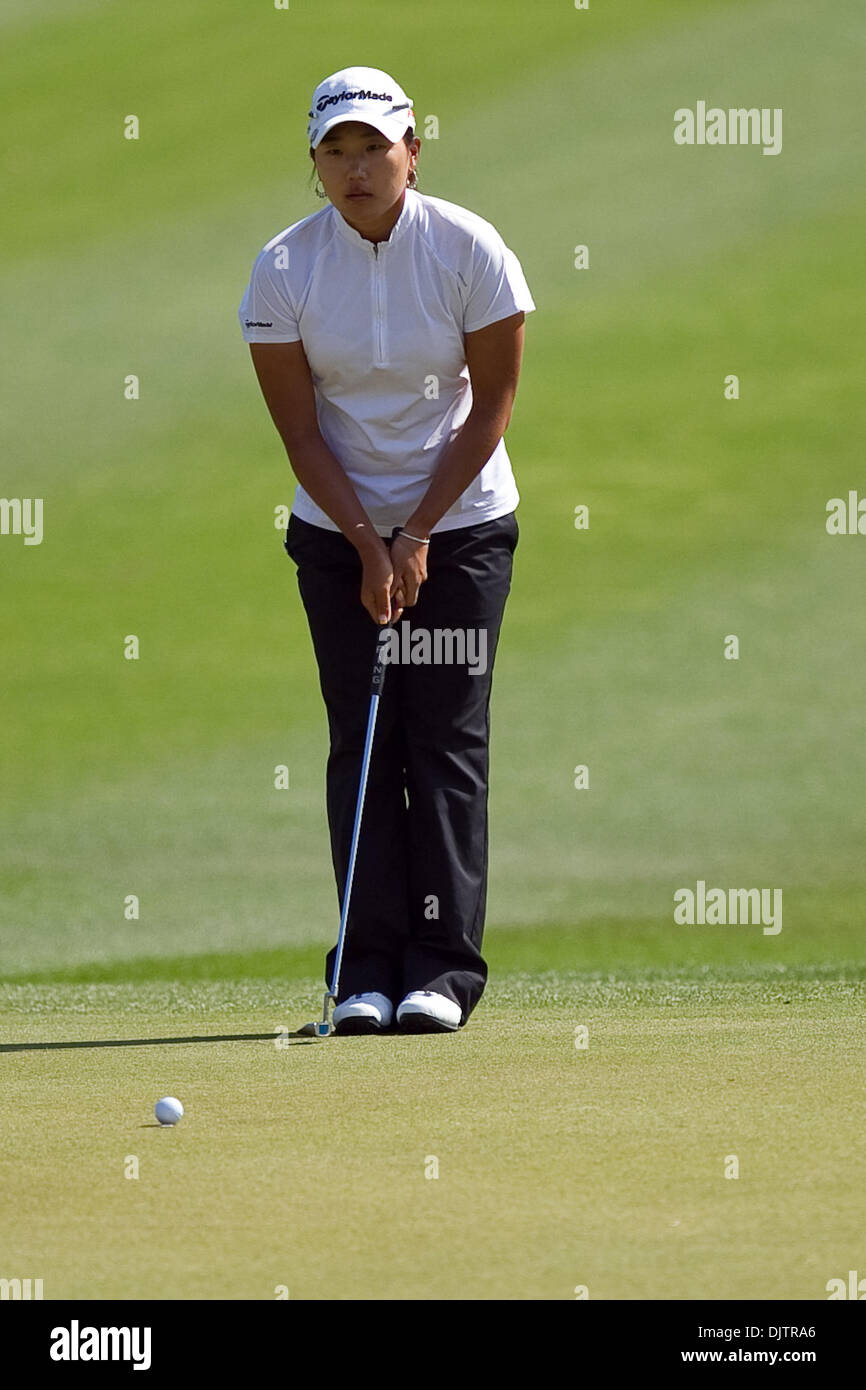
<box><xmin>389</xmin><ymin>532</ymin><xmax>428</xmax><ymax>610</ymax></box>
<box><xmin>360</xmin><ymin>543</ymin><xmax>404</xmax><ymax>626</ymax></box>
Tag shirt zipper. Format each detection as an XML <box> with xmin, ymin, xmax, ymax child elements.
<box><xmin>372</xmin><ymin>241</ymin><xmax>385</xmax><ymax>367</ymax></box>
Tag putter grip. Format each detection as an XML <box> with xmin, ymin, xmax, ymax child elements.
<box><xmin>371</xmin><ymin>628</ymin><xmax>390</xmax><ymax>695</ymax></box>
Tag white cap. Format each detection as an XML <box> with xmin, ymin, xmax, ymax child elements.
<box><xmin>307</xmin><ymin>66</ymin><xmax>415</xmax><ymax>150</ymax></box>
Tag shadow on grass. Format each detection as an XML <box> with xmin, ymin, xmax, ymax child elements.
<box><xmin>0</xmin><ymin>1030</ymin><xmax>332</xmax><ymax>1053</ymax></box>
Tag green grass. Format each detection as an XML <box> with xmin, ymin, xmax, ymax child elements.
<box><xmin>3</xmin><ymin>916</ymin><xmax>866</xmax><ymax>987</ymax></box>
<box><xmin>1</xmin><ymin>977</ymin><xmax>863</xmax><ymax>1300</ymax></box>
<box><xmin>1</xmin><ymin>0</ymin><xmax>864</xmax><ymax>1300</ymax></box>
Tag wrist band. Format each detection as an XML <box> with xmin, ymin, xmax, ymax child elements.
<box><xmin>399</xmin><ymin>530</ymin><xmax>430</xmax><ymax>544</ymax></box>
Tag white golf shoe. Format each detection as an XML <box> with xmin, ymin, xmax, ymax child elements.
<box><xmin>332</xmin><ymin>992</ymin><xmax>394</xmax><ymax>1035</ymax></box>
<box><xmin>396</xmin><ymin>990</ymin><xmax>462</xmax><ymax>1032</ymax></box>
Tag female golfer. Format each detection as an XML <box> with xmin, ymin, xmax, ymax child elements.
<box><xmin>239</xmin><ymin>65</ymin><xmax>535</xmax><ymax>1033</ymax></box>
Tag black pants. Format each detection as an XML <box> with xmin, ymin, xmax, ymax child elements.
<box><xmin>283</xmin><ymin>509</ymin><xmax>518</xmax><ymax>1024</ymax></box>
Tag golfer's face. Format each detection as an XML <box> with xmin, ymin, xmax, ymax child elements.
<box><xmin>316</xmin><ymin>122</ymin><xmax>410</xmax><ymax>221</ymax></box>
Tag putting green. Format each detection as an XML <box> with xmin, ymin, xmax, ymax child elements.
<box><xmin>1</xmin><ymin>977</ymin><xmax>862</xmax><ymax>1300</ymax></box>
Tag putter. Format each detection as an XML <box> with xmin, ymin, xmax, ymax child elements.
<box><xmin>299</xmin><ymin>623</ymin><xmax>392</xmax><ymax>1038</ymax></box>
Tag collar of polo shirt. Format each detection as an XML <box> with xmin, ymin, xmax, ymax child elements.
<box><xmin>332</xmin><ymin>185</ymin><xmax>420</xmax><ymax>248</ymax></box>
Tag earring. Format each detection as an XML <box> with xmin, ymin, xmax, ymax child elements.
<box><xmin>314</xmin><ymin>176</ymin><xmax>327</xmax><ymax>199</ymax></box>
<box><xmin>407</xmin><ymin>166</ymin><xmax>418</xmax><ymax>189</ymax></box>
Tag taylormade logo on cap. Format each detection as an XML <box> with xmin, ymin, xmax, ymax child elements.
<box><xmin>307</xmin><ymin>65</ymin><xmax>414</xmax><ymax>149</ymax></box>
<box><xmin>313</xmin><ymin>87</ymin><xmax>395</xmax><ymax>113</ymax></box>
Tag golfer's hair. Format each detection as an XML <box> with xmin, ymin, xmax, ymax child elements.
<box><xmin>307</xmin><ymin>128</ymin><xmax>416</xmax><ymax>193</ymax></box>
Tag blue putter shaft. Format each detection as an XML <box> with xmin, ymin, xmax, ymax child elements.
<box><xmin>327</xmin><ymin>626</ymin><xmax>391</xmax><ymax>1006</ymax></box>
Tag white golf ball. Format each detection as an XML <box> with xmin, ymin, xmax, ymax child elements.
<box><xmin>155</xmin><ymin>1096</ymin><xmax>184</xmax><ymax>1126</ymax></box>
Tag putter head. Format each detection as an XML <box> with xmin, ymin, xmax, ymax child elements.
<box><xmin>298</xmin><ymin>991</ymin><xmax>335</xmax><ymax>1039</ymax></box>
<box><xmin>297</xmin><ymin>1018</ymin><xmax>332</xmax><ymax>1039</ymax></box>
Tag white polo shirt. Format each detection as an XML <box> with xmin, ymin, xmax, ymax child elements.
<box><xmin>238</xmin><ymin>188</ymin><xmax>535</xmax><ymax>535</ymax></box>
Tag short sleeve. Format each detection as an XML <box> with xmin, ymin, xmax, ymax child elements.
<box><xmin>462</xmin><ymin>224</ymin><xmax>536</xmax><ymax>334</ymax></box>
<box><xmin>238</xmin><ymin>245</ymin><xmax>301</xmax><ymax>343</ymax></box>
